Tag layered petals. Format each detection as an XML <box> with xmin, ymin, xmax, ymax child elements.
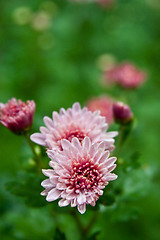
<box><xmin>31</xmin><ymin>102</ymin><xmax>117</xmax><ymax>151</ymax></box>
<box><xmin>0</xmin><ymin>98</ymin><xmax>35</xmax><ymax>134</ymax></box>
<box><xmin>41</xmin><ymin>137</ymin><xmax>118</xmax><ymax>214</ymax></box>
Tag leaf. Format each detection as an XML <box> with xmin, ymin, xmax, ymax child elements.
<box><xmin>53</xmin><ymin>228</ymin><xmax>67</xmax><ymax>240</ymax></box>
<box><xmin>6</xmin><ymin>171</ymin><xmax>48</xmax><ymax>208</ymax></box>
<box><xmin>87</xmin><ymin>230</ymin><xmax>100</xmax><ymax>240</ymax></box>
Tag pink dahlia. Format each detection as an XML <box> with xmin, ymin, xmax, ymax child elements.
<box><xmin>0</xmin><ymin>98</ymin><xmax>35</xmax><ymax>134</ymax></box>
<box><xmin>86</xmin><ymin>96</ymin><xmax>114</xmax><ymax>125</ymax></box>
<box><xmin>104</xmin><ymin>62</ymin><xmax>146</xmax><ymax>89</ymax></box>
<box><xmin>31</xmin><ymin>102</ymin><xmax>117</xmax><ymax>151</ymax></box>
<box><xmin>41</xmin><ymin>137</ymin><xmax>117</xmax><ymax>214</ymax></box>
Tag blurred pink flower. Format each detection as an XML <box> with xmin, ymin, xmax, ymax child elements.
<box><xmin>41</xmin><ymin>137</ymin><xmax>117</xmax><ymax>214</ymax></box>
<box><xmin>31</xmin><ymin>102</ymin><xmax>117</xmax><ymax>151</ymax></box>
<box><xmin>86</xmin><ymin>96</ymin><xmax>114</xmax><ymax>124</ymax></box>
<box><xmin>97</xmin><ymin>0</ymin><xmax>114</xmax><ymax>7</ymax></box>
<box><xmin>113</xmin><ymin>101</ymin><xmax>133</xmax><ymax>124</ymax></box>
<box><xmin>0</xmin><ymin>98</ymin><xmax>35</xmax><ymax>134</ymax></box>
<box><xmin>104</xmin><ymin>62</ymin><xmax>146</xmax><ymax>89</ymax></box>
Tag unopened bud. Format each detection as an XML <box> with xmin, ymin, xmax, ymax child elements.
<box><xmin>113</xmin><ymin>101</ymin><xmax>133</xmax><ymax>124</ymax></box>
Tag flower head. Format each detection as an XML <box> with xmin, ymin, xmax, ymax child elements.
<box><xmin>0</xmin><ymin>98</ymin><xmax>35</xmax><ymax>134</ymax></box>
<box><xmin>113</xmin><ymin>101</ymin><xmax>133</xmax><ymax>124</ymax></box>
<box><xmin>86</xmin><ymin>96</ymin><xmax>114</xmax><ymax>125</ymax></box>
<box><xmin>41</xmin><ymin>137</ymin><xmax>117</xmax><ymax>214</ymax></box>
<box><xmin>104</xmin><ymin>62</ymin><xmax>146</xmax><ymax>89</ymax></box>
<box><xmin>31</xmin><ymin>102</ymin><xmax>117</xmax><ymax>151</ymax></box>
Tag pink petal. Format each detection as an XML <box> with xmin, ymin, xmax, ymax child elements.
<box><xmin>42</xmin><ymin>169</ymin><xmax>55</xmax><ymax>177</ymax></box>
<box><xmin>46</xmin><ymin>188</ymin><xmax>61</xmax><ymax>202</ymax></box>
<box><xmin>58</xmin><ymin>199</ymin><xmax>70</xmax><ymax>207</ymax></box>
<box><xmin>77</xmin><ymin>193</ymin><xmax>86</xmax><ymax>205</ymax></box>
<box><xmin>41</xmin><ymin>179</ymin><xmax>53</xmax><ymax>188</ymax></box>
<box><xmin>98</xmin><ymin>151</ymin><xmax>110</xmax><ymax>164</ymax></box>
<box><xmin>72</xmin><ymin>102</ymin><xmax>81</xmax><ymax>112</ymax></box>
<box><xmin>82</xmin><ymin>137</ymin><xmax>91</xmax><ymax>153</ymax></box>
<box><xmin>30</xmin><ymin>133</ymin><xmax>46</xmax><ymax>146</ymax></box>
<box><xmin>61</xmin><ymin>139</ymin><xmax>71</xmax><ymax>151</ymax></box>
<box><xmin>43</xmin><ymin>116</ymin><xmax>54</xmax><ymax>129</ymax></box>
<box><xmin>78</xmin><ymin>203</ymin><xmax>86</xmax><ymax>214</ymax></box>
<box><xmin>56</xmin><ymin>183</ymin><xmax>67</xmax><ymax>190</ymax></box>
<box><xmin>105</xmin><ymin>173</ymin><xmax>118</xmax><ymax>181</ymax></box>
<box><xmin>106</xmin><ymin>131</ymin><xmax>118</xmax><ymax>138</ymax></box>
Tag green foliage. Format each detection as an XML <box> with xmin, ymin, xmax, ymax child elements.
<box><xmin>6</xmin><ymin>172</ymin><xmax>47</xmax><ymax>208</ymax></box>
<box><xmin>53</xmin><ymin>228</ymin><xmax>67</xmax><ymax>240</ymax></box>
<box><xmin>0</xmin><ymin>0</ymin><xmax>160</xmax><ymax>240</ymax></box>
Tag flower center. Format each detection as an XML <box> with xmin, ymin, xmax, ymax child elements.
<box><xmin>65</xmin><ymin>129</ymin><xmax>86</xmax><ymax>143</ymax></box>
<box><xmin>69</xmin><ymin>160</ymin><xmax>101</xmax><ymax>193</ymax></box>
<box><xmin>57</xmin><ymin>129</ymin><xmax>86</xmax><ymax>151</ymax></box>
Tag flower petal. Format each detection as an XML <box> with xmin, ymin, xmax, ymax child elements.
<box><xmin>30</xmin><ymin>133</ymin><xmax>46</xmax><ymax>146</ymax></box>
<box><xmin>78</xmin><ymin>203</ymin><xmax>86</xmax><ymax>214</ymax></box>
<box><xmin>46</xmin><ymin>188</ymin><xmax>61</xmax><ymax>202</ymax></box>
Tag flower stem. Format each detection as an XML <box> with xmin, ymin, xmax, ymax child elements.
<box><xmin>116</xmin><ymin>122</ymin><xmax>133</xmax><ymax>157</ymax></box>
<box><xmin>72</xmin><ymin>209</ymin><xmax>86</xmax><ymax>239</ymax></box>
<box><xmin>24</xmin><ymin>132</ymin><xmax>44</xmax><ymax>170</ymax></box>
<box><xmin>72</xmin><ymin>209</ymin><xmax>98</xmax><ymax>240</ymax></box>
<box><xmin>85</xmin><ymin>211</ymin><xmax>98</xmax><ymax>236</ymax></box>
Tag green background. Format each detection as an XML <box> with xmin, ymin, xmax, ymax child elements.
<box><xmin>0</xmin><ymin>0</ymin><xmax>160</xmax><ymax>239</ymax></box>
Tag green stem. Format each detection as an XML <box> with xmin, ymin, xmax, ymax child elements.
<box><xmin>72</xmin><ymin>209</ymin><xmax>98</xmax><ymax>240</ymax></box>
<box><xmin>72</xmin><ymin>209</ymin><xmax>86</xmax><ymax>239</ymax></box>
<box><xmin>116</xmin><ymin>122</ymin><xmax>133</xmax><ymax>157</ymax></box>
<box><xmin>84</xmin><ymin>211</ymin><xmax>98</xmax><ymax>236</ymax></box>
<box><xmin>116</xmin><ymin>125</ymin><xmax>124</xmax><ymax>157</ymax></box>
<box><xmin>24</xmin><ymin>132</ymin><xmax>44</xmax><ymax>170</ymax></box>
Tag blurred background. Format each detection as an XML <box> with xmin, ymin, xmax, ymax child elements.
<box><xmin>0</xmin><ymin>0</ymin><xmax>160</xmax><ymax>239</ymax></box>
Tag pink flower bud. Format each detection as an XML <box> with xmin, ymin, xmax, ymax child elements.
<box><xmin>0</xmin><ymin>98</ymin><xmax>36</xmax><ymax>134</ymax></box>
<box><xmin>113</xmin><ymin>101</ymin><xmax>133</xmax><ymax>124</ymax></box>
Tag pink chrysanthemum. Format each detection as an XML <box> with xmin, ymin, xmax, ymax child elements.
<box><xmin>0</xmin><ymin>98</ymin><xmax>35</xmax><ymax>134</ymax></box>
<box><xmin>31</xmin><ymin>102</ymin><xmax>117</xmax><ymax>151</ymax></box>
<box><xmin>104</xmin><ymin>62</ymin><xmax>146</xmax><ymax>89</ymax></box>
<box><xmin>86</xmin><ymin>96</ymin><xmax>114</xmax><ymax>125</ymax></box>
<box><xmin>41</xmin><ymin>137</ymin><xmax>117</xmax><ymax>214</ymax></box>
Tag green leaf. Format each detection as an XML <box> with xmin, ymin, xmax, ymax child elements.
<box><xmin>53</xmin><ymin>228</ymin><xmax>67</xmax><ymax>240</ymax></box>
<box><xmin>6</xmin><ymin>171</ymin><xmax>47</xmax><ymax>208</ymax></box>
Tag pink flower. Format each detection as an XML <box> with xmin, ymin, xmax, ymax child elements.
<box><xmin>86</xmin><ymin>96</ymin><xmax>114</xmax><ymax>124</ymax></box>
<box><xmin>104</xmin><ymin>62</ymin><xmax>146</xmax><ymax>89</ymax></box>
<box><xmin>0</xmin><ymin>98</ymin><xmax>35</xmax><ymax>134</ymax></box>
<box><xmin>113</xmin><ymin>101</ymin><xmax>133</xmax><ymax>124</ymax></box>
<box><xmin>97</xmin><ymin>0</ymin><xmax>114</xmax><ymax>7</ymax></box>
<box><xmin>41</xmin><ymin>137</ymin><xmax>117</xmax><ymax>214</ymax></box>
<box><xmin>31</xmin><ymin>102</ymin><xmax>117</xmax><ymax>151</ymax></box>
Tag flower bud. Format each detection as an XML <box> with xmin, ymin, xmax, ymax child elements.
<box><xmin>0</xmin><ymin>98</ymin><xmax>36</xmax><ymax>134</ymax></box>
<box><xmin>113</xmin><ymin>101</ymin><xmax>133</xmax><ymax>124</ymax></box>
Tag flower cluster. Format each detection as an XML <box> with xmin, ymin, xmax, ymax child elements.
<box><xmin>31</xmin><ymin>102</ymin><xmax>118</xmax><ymax>213</ymax></box>
<box><xmin>104</xmin><ymin>62</ymin><xmax>146</xmax><ymax>89</ymax></box>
